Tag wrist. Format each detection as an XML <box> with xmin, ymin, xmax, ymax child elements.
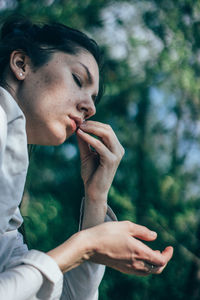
<box><xmin>81</xmin><ymin>196</ymin><xmax>108</xmax><ymax>229</ymax></box>
<box><xmin>47</xmin><ymin>230</ymin><xmax>95</xmax><ymax>273</ymax></box>
<box><xmin>84</xmin><ymin>192</ymin><xmax>108</xmax><ymax>204</ymax></box>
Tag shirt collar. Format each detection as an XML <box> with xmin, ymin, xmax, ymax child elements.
<box><xmin>0</xmin><ymin>87</ymin><xmax>24</xmax><ymax>123</ymax></box>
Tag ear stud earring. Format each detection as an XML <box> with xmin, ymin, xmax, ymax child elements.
<box><xmin>19</xmin><ymin>72</ymin><xmax>23</xmax><ymax>77</ymax></box>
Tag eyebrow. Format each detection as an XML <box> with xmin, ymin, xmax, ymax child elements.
<box><xmin>77</xmin><ymin>62</ymin><xmax>98</xmax><ymax>102</ymax></box>
<box><xmin>79</xmin><ymin>62</ymin><xmax>93</xmax><ymax>85</ymax></box>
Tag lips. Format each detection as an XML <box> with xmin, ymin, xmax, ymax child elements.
<box><xmin>69</xmin><ymin>118</ymin><xmax>77</xmax><ymax>133</ymax></box>
<box><xmin>68</xmin><ymin>116</ymin><xmax>83</xmax><ymax>133</ymax></box>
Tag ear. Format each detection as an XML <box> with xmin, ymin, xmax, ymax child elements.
<box><xmin>9</xmin><ymin>50</ymin><xmax>30</xmax><ymax>81</ymax></box>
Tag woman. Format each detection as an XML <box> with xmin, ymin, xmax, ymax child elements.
<box><xmin>0</xmin><ymin>16</ymin><xmax>173</xmax><ymax>299</ymax></box>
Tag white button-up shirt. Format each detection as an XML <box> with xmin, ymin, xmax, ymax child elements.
<box><xmin>0</xmin><ymin>87</ymin><xmax>116</xmax><ymax>300</ymax></box>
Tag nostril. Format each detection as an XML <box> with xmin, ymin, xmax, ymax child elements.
<box><xmin>81</xmin><ymin>107</ymin><xmax>88</xmax><ymax>112</ymax></box>
<box><xmin>77</xmin><ymin>101</ymin><xmax>96</xmax><ymax>118</ymax></box>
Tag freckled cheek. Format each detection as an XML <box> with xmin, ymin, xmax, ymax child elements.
<box><xmin>31</xmin><ymin>75</ymin><xmax>78</xmax><ymax>114</ymax></box>
<box><xmin>64</xmin><ymin>91</ymin><xmax>79</xmax><ymax>109</ymax></box>
<box><xmin>71</xmin><ymin>90</ymin><xmax>82</xmax><ymax>103</ymax></box>
<box><xmin>36</xmin><ymin>72</ymin><xmax>63</xmax><ymax>93</ymax></box>
<box><xmin>67</xmin><ymin>98</ymin><xmax>74</xmax><ymax>106</ymax></box>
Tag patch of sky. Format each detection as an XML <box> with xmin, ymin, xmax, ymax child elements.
<box><xmin>149</xmin><ymin>86</ymin><xmax>177</xmax><ymax>130</ymax></box>
<box><xmin>181</xmin><ymin>142</ymin><xmax>200</xmax><ymax>171</ymax></box>
<box><xmin>147</xmin><ymin>86</ymin><xmax>178</xmax><ymax>172</ymax></box>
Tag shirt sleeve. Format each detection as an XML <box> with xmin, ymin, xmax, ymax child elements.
<box><xmin>78</xmin><ymin>197</ymin><xmax>117</xmax><ymax>231</ymax></box>
<box><xmin>60</xmin><ymin>202</ymin><xmax>117</xmax><ymax>300</ymax></box>
<box><xmin>0</xmin><ymin>231</ymin><xmax>63</xmax><ymax>300</ymax></box>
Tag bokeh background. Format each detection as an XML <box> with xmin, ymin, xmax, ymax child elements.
<box><xmin>2</xmin><ymin>0</ymin><xmax>200</xmax><ymax>299</ymax></box>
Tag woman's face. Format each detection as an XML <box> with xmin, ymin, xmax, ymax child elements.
<box><xmin>16</xmin><ymin>50</ymin><xmax>99</xmax><ymax>145</ymax></box>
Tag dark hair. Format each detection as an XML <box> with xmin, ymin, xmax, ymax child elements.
<box><xmin>0</xmin><ymin>16</ymin><xmax>104</xmax><ymax>103</ymax></box>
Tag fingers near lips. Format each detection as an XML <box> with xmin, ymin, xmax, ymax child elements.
<box><xmin>77</xmin><ymin>128</ymin><xmax>111</xmax><ymax>159</ymax></box>
<box><xmin>79</xmin><ymin>121</ymin><xmax>124</xmax><ymax>157</ymax></box>
<box><xmin>76</xmin><ymin>133</ymin><xmax>91</xmax><ymax>159</ymax></box>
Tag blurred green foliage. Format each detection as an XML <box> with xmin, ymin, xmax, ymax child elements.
<box><xmin>3</xmin><ymin>0</ymin><xmax>200</xmax><ymax>299</ymax></box>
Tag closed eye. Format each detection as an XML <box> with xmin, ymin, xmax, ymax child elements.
<box><xmin>72</xmin><ymin>74</ymin><xmax>82</xmax><ymax>88</ymax></box>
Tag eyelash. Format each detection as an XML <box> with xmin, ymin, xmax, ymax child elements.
<box><xmin>72</xmin><ymin>74</ymin><xmax>82</xmax><ymax>88</ymax></box>
<box><xmin>72</xmin><ymin>73</ymin><xmax>97</xmax><ymax>103</ymax></box>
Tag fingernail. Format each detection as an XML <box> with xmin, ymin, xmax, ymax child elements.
<box><xmin>80</xmin><ymin>122</ymin><xmax>86</xmax><ymax>127</ymax></box>
<box><xmin>150</xmin><ymin>231</ymin><xmax>157</xmax><ymax>237</ymax></box>
<box><xmin>77</xmin><ymin>128</ymin><xmax>83</xmax><ymax>134</ymax></box>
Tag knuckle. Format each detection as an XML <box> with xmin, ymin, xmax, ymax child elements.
<box><xmin>117</xmin><ymin>147</ymin><xmax>125</xmax><ymax>160</ymax></box>
<box><xmin>121</xmin><ymin>146</ymin><xmax>125</xmax><ymax>156</ymax></box>
<box><xmin>157</xmin><ymin>257</ymin><xmax>165</xmax><ymax>267</ymax></box>
<box><xmin>122</xmin><ymin>146</ymin><xmax>125</xmax><ymax>156</ymax></box>
<box><xmin>107</xmin><ymin>154</ymin><xmax>118</xmax><ymax>166</ymax></box>
<box><xmin>111</xmin><ymin>154</ymin><xmax>118</xmax><ymax>164</ymax></box>
<box><xmin>124</xmin><ymin>220</ymin><xmax>132</xmax><ymax>229</ymax></box>
<box><xmin>131</xmin><ymin>260</ymin><xmax>138</xmax><ymax>269</ymax></box>
<box><xmin>105</xmin><ymin>124</ymin><xmax>112</xmax><ymax>131</ymax></box>
<box><xmin>160</xmin><ymin>259</ymin><xmax>166</xmax><ymax>267</ymax></box>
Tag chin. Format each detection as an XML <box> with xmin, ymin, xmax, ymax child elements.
<box><xmin>48</xmin><ymin>134</ymin><xmax>68</xmax><ymax>146</ymax></box>
<box><xmin>29</xmin><ymin>124</ymin><xmax>71</xmax><ymax>146</ymax></box>
<box><xmin>39</xmin><ymin>123</ymin><xmax>68</xmax><ymax>145</ymax></box>
<box><xmin>37</xmin><ymin>131</ymin><xmax>68</xmax><ymax>146</ymax></box>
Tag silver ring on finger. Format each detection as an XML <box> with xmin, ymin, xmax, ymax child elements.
<box><xmin>148</xmin><ymin>264</ymin><xmax>155</xmax><ymax>273</ymax></box>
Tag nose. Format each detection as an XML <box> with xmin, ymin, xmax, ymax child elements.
<box><xmin>77</xmin><ymin>97</ymin><xmax>96</xmax><ymax>119</ymax></box>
